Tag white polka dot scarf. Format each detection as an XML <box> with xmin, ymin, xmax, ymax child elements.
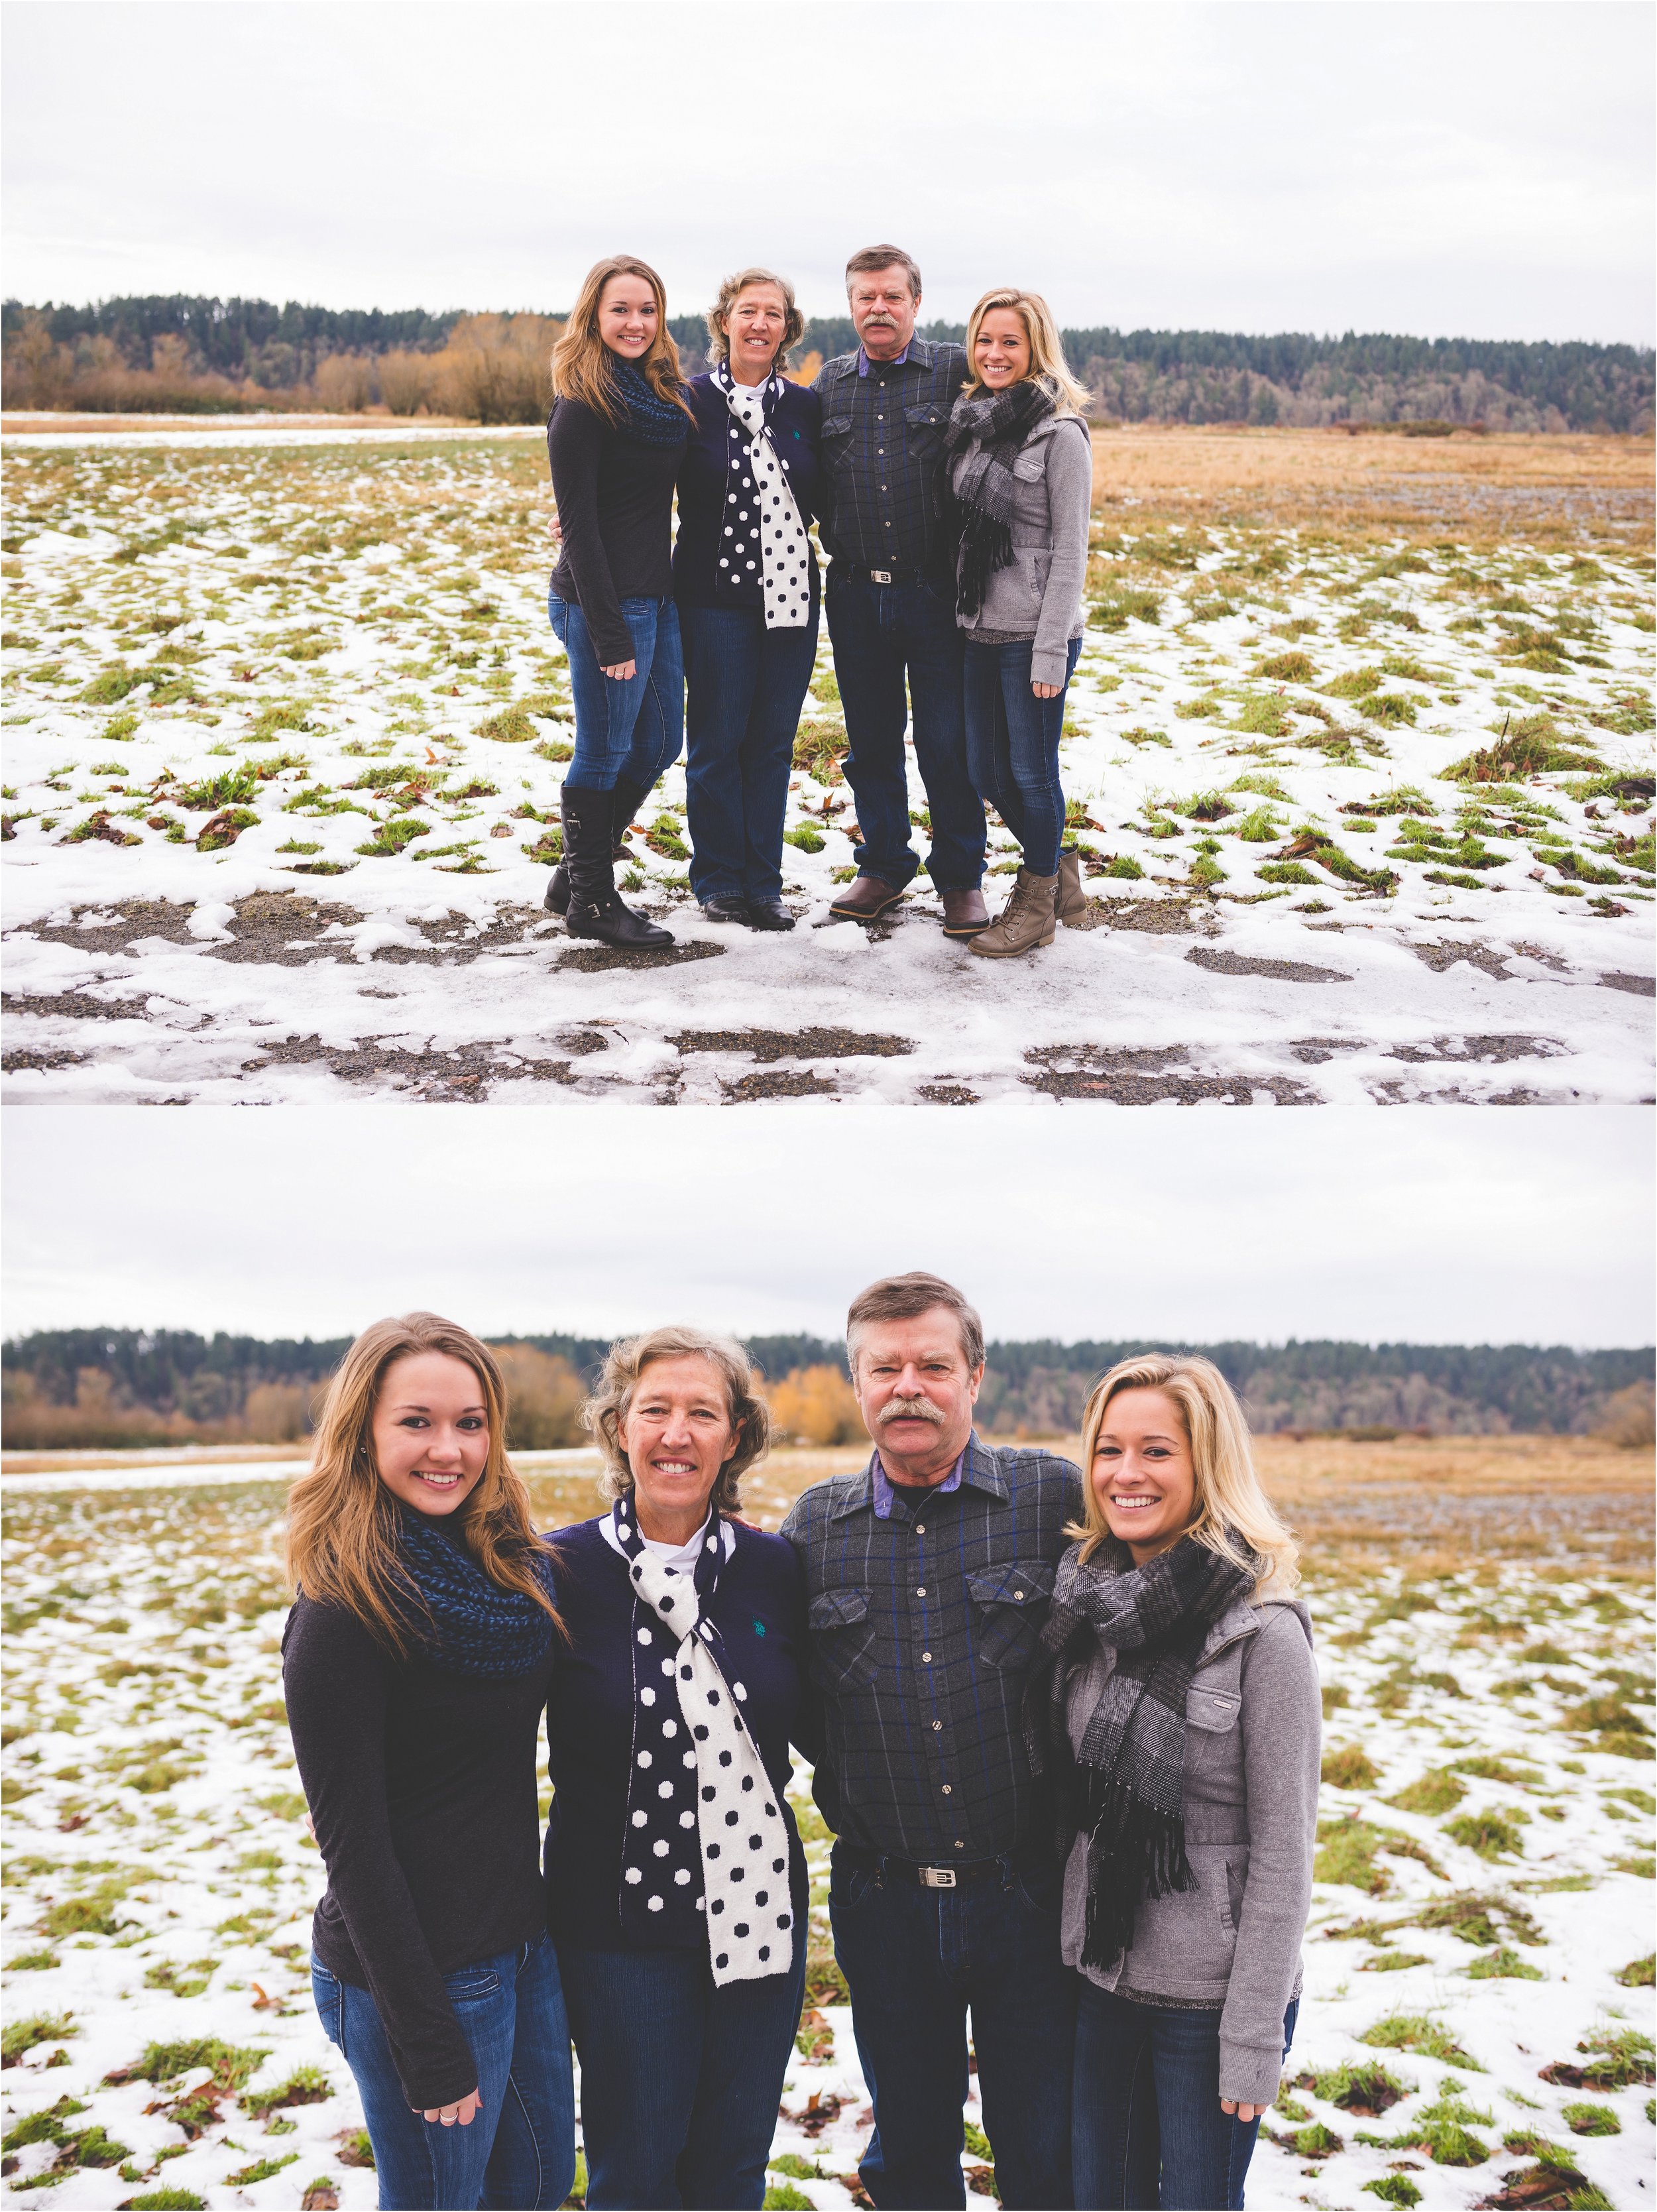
<box><xmin>612</xmin><ymin>1493</ymin><xmax>795</xmax><ymax>1985</ymax></box>
<box><xmin>714</xmin><ymin>363</ymin><xmax>813</xmax><ymax>629</ymax></box>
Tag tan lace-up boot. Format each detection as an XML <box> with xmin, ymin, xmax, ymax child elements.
<box><xmin>1056</xmin><ymin>846</ymin><xmax>1089</xmax><ymax>924</ymax></box>
<box><xmin>968</xmin><ymin>868</ymin><xmax>1058</xmax><ymax>958</ymax></box>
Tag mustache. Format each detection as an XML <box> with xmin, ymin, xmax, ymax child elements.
<box><xmin>878</xmin><ymin>1395</ymin><xmax>944</xmax><ymax>1428</ymax></box>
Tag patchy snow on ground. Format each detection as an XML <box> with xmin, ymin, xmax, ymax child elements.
<box><xmin>2</xmin><ymin>1471</ymin><xmax>1651</xmax><ymax>2211</ymax></box>
<box><xmin>3</xmin><ymin>432</ymin><xmax>1652</xmax><ymax>1105</ymax></box>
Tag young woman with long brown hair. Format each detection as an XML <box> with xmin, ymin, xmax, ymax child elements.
<box><xmin>284</xmin><ymin>1314</ymin><xmax>575</xmax><ymax>2211</ymax></box>
<box><xmin>1026</xmin><ymin>1354</ymin><xmax>1319</xmax><ymax>2211</ymax></box>
<box><xmin>543</xmin><ymin>254</ymin><xmax>693</xmax><ymax>950</ymax></box>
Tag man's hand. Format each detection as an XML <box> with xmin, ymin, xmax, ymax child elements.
<box><xmin>1221</xmin><ymin>2097</ymin><xmax>1265</xmax><ymax>2123</ymax></box>
<box><xmin>416</xmin><ymin>2089</ymin><xmax>482</xmax><ymax>2126</ymax></box>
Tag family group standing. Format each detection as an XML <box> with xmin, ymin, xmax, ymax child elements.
<box><xmin>542</xmin><ymin>245</ymin><xmax>1098</xmax><ymax>958</ymax></box>
<box><xmin>284</xmin><ymin>1280</ymin><xmax>1319</xmax><ymax>2211</ymax></box>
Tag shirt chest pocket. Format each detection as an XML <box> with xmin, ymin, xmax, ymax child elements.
<box><xmin>820</xmin><ymin>412</ymin><xmax>855</xmax><ymax>471</ymax></box>
<box><xmin>904</xmin><ymin>400</ymin><xmax>948</xmax><ymax>451</ymax></box>
<box><xmin>809</xmin><ymin>1585</ymin><xmax>878</xmax><ymax>1691</ymax></box>
<box><xmin>966</xmin><ymin>1560</ymin><xmax>1055</xmax><ymax>1670</ymax></box>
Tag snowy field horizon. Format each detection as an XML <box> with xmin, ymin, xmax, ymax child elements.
<box><xmin>2</xmin><ymin>1435</ymin><xmax>1652</xmax><ymax>2212</ymax></box>
<box><xmin>3</xmin><ymin>420</ymin><xmax>1652</xmax><ymax>1108</ymax></box>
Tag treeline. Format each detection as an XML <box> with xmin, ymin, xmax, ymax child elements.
<box><xmin>3</xmin><ymin>295</ymin><xmax>1650</xmax><ymax>431</ymax></box>
<box><xmin>3</xmin><ymin>1330</ymin><xmax>1649</xmax><ymax>1451</ymax></box>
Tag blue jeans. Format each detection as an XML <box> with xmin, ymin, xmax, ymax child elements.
<box><xmin>312</xmin><ymin>1933</ymin><xmax>575</xmax><ymax>2211</ymax></box>
<box><xmin>558</xmin><ymin>1941</ymin><xmax>806</xmax><ymax>2209</ymax></box>
<box><xmin>828</xmin><ymin>1844</ymin><xmax>1076</xmax><ymax>2210</ymax></box>
<box><xmin>680</xmin><ymin>601</ymin><xmax>820</xmax><ymax>902</ymax></box>
<box><xmin>825</xmin><ymin>571</ymin><xmax>984</xmax><ymax>893</ymax></box>
<box><xmin>1072</xmin><ymin>1985</ymin><xmax>1299</xmax><ymax>2210</ymax></box>
<box><xmin>547</xmin><ymin>591</ymin><xmax>683</xmax><ymax>795</ymax></box>
<box><xmin>963</xmin><ymin>635</ymin><xmax>1083</xmax><ymax>877</ymax></box>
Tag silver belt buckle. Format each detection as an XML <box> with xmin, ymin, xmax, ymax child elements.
<box><xmin>919</xmin><ymin>1866</ymin><xmax>956</xmax><ymax>1889</ymax></box>
<box><xmin>870</xmin><ymin>567</ymin><xmax>893</xmax><ymax>584</ymax></box>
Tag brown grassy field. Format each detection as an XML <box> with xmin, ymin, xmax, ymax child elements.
<box><xmin>1088</xmin><ymin>423</ymin><xmax>1656</xmax><ymax>548</ymax></box>
<box><xmin>517</xmin><ymin>1431</ymin><xmax>1654</xmax><ymax>1584</ymax></box>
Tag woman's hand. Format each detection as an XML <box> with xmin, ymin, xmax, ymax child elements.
<box><xmin>415</xmin><ymin>2089</ymin><xmax>482</xmax><ymax>2126</ymax></box>
<box><xmin>1221</xmin><ymin>2097</ymin><xmax>1265</xmax><ymax>2124</ymax></box>
<box><xmin>1031</xmin><ymin>680</ymin><xmax>1061</xmax><ymax>699</ymax></box>
<box><xmin>600</xmin><ymin>660</ymin><xmax>637</xmax><ymax>681</ymax></box>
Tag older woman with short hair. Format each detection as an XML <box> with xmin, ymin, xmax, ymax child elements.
<box><xmin>542</xmin><ymin>1328</ymin><xmax>809</xmax><ymax>2209</ymax></box>
<box><xmin>673</xmin><ymin>268</ymin><xmax>823</xmax><ymax>929</ymax></box>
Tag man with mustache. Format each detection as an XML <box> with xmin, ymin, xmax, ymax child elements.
<box><xmin>780</xmin><ymin>1273</ymin><xmax>1082</xmax><ymax>2209</ymax></box>
<box><xmin>814</xmin><ymin>250</ymin><xmax>990</xmax><ymax>937</ymax></box>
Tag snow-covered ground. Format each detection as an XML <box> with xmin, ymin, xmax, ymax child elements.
<box><xmin>2</xmin><ymin>1470</ymin><xmax>1651</xmax><ymax>2211</ymax></box>
<box><xmin>3</xmin><ymin>432</ymin><xmax>1652</xmax><ymax>1106</ymax></box>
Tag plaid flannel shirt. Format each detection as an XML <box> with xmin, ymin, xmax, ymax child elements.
<box><xmin>812</xmin><ymin>337</ymin><xmax>968</xmax><ymax>586</ymax></box>
<box><xmin>780</xmin><ymin>1434</ymin><xmax>1084</xmax><ymax>1862</ymax></box>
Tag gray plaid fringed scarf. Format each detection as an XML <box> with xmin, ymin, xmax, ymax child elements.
<box><xmin>942</xmin><ymin>378</ymin><xmax>1056</xmax><ymax>617</ymax></box>
<box><xmin>1026</xmin><ymin>1534</ymin><xmax>1259</xmax><ymax>1971</ymax></box>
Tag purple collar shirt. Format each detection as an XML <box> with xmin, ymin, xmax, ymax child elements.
<box><xmin>858</xmin><ymin>341</ymin><xmax>911</xmax><ymax>377</ymax></box>
<box><xmin>871</xmin><ymin>1448</ymin><xmax>963</xmax><ymax>1519</ymax></box>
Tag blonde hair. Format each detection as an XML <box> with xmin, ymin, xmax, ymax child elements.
<box><xmin>706</xmin><ymin>267</ymin><xmax>805</xmax><ymax>370</ymax></box>
<box><xmin>284</xmin><ymin>1312</ymin><xmax>559</xmax><ymax>1653</ymax></box>
<box><xmin>962</xmin><ymin>287</ymin><xmax>1090</xmax><ymax>414</ymax></box>
<box><xmin>1071</xmin><ymin>1353</ymin><xmax>1299</xmax><ymax>1593</ymax></box>
<box><xmin>583</xmin><ymin>1326</ymin><xmax>770</xmax><ymax>1515</ymax></box>
<box><xmin>550</xmin><ymin>255</ymin><xmax>693</xmax><ymax>427</ymax></box>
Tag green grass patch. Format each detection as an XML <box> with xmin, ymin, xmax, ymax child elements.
<box><xmin>355</xmin><ymin>816</ymin><xmax>430</xmax><ymax>858</ymax></box>
<box><xmin>1562</xmin><ymin>2103</ymin><xmax>1621</xmax><ymax>2137</ymax></box>
<box><xmin>1361</xmin><ymin>2178</ymin><xmax>1421</xmax><ymax>2207</ymax></box>
<box><xmin>1443</xmin><ymin>1812</ymin><xmax>1526</xmax><ymax>1860</ymax></box>
<box><xmin>1465</xmin><ymin>1947</ymin><xmax>1543</xmax><ymax>1979</ymax></box>
<box><xmin>1360</xmin><ymin>2014</ymin><xmax>1482</xmax><ymax>2068</ymax></box>
<box><xmin>103</xmin><ymin>2037</ymin><xmax>268</xmax><ymax>2093</ymax></box>
<box><xmin>1388</xmin><ymin>1771</ymin><xmax>1465</xmax><ymax>1815</ymax></box>
<box><xmin>1296</xmin><ymin>2058</ymin><xmax>1411</xmax><ymax>2112</ymax></box>
<box><xmin>225</xmin><ymin>2154</ymin><xmax>300</xmax><ymax>2186</ymax></box>
<box><xmin>1254</xmin><ymin>651</ymin><xmax>1315</xmax><ymax>681</ymax></box>
<box><xmin>2</xmin><ymin>2015</ymin><xmax>77</xmax><ymax>2064</ymax></box>
<box><xmin>1614</xmin><ymin>1953</ymin><xmax>1654</xmax><ymax>1986</ymax></box>
<box><xmin>1322</xmin><ymin>1745</ymin><xmax>1380</xmax><ymax>1790</ymax></box>
<box><xmin>241</xmin><ymin>2064</ymin><xmax>332</xmax><ymax>2119</ymax></box>
<box><xmin>475</xmin><ymin>705</ymin><xmax>536</xmax><ymax>744</ymax></box>
<box><xmin>1355</xmin><ymin>2083</ymin><xmax>1493</xmax><ymax>2166</ymax></box>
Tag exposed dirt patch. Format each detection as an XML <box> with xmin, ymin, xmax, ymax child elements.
<box><xmin>720</xmin><ymin>1070</ymin><xmax>838</xmax><ymax>1102</ymax></box>
<box><xmin>1094</xmin><ymin>896</ymin><xmax>1218</xmax><ymax>936</ymax></box>
<box><xmin>1598</xmin><ymin>971</ymin><xmax>1656</xmax><ymax>996</ymax></box>
<box><xmin>1388</xmin><ymin>1035</ymin><xmax>1564</xmax><ymax>1064</ymax></box>
<box><xmin>671</xmin><ymin>1027</ymin><xmax>913</xmax><ymax>1063</ymax></box>
<box><xmin>2</xmin><ymin>1047</ymin><xmax>88</xmax><ymax>1073</ymax></box>
<box><xmin>17</xmin><ymin>899</ymin><xmax>200</xmax><ymax>950</ymax></box>
<box><xmin>1023</xmin><ymin>1045</ymin><xmax>1316</xmax><ymax>1104</ymax></box>
<box><xmin>207</xmin><ymin>890</ymin><xmax>369</xmax><ymax>965</ymax></box>
<box><xmin>916</xmin><ymin>1083</ymin><xmax>981</xmax><ymax>1104</ymax></box>
<box><xmin>1407</xmin><ymin>939</ymin><xmax>1519</xmax><ymax>980</ymax></box>
<box><xmin>553</xmin><ymin>941</ymin><xmax>725</xmax><ymax>973</ymax></box>
<box><xmin>1286</xmin><ymin>1037</ymin><xmax>1368</xmax><ymax>1064</ymax></box>
<box><xmin>2</xmin><ymin>990</ymin><xmax>150</xmax><ymax>1022</ymax></box>
<box><xmin>1186</xmin><ymin>946</ymin><xmax>1353</xmax><ymax>984</ymax></box>
<box><xmin>239</xmin><ymin>1034</ymin><xmax>585</xmax><ymax>1098</ymax></box>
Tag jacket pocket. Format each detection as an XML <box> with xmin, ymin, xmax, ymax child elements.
<box><xmin>1188</xmin><ymin>1683</ymin><xmax>1241</xmax><ymax>1733</ymax></box>
<box><xmin>809</xmin><ymin>1586</ymin><xmax>878</xmax><ymax>1690</ymax></box>
<box><xmin>966</xmin><ymin>1560</ymin><xmax>1055</xmax><ymax>1670</ymax></box>
<box><xmin>1123</xmin><ymin>1841</ymin><xmax>1240</xmax><ymax>1989</ymax></box>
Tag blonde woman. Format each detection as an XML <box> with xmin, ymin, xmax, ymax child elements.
<box><xmin>545</xmin><ymin>254</ymin><xmax>693</xmax><ymax>949</ymax></box>
<box><xmin>284</xmin><ymin>1314</ymin><xmax>575</xmax><ymax>2211</ymax></box>
<box><xmin>540</xmin><ymin>1328</ymin><xmax>809</xmax><ymax>2209</ymax></box>
<box><xmin>943</xmin><ymin>288</ymin><xmax>1095</xmax><ymax>958</ymax></box>
<box><xmin>1025</xmin><ymin>1354</ymin><xmax>1319</xmax><ymax>2211</ymax></box>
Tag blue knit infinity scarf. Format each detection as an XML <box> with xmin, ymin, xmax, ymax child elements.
<box><xmin>392</xmin><ymin>1509</ymin><xmax>558</xmax><ymax>1678</ymax></box>
<box><xmin>610</xmin><ymin>358</ymin><xmax>691</xmax><ymax>448</ymax></box>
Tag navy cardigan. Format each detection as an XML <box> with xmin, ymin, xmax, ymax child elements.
<box><xmin>672</xmin><ymin>372</ymin><xmax>822</xmax><ymax>612</ymax></box>
<box><xmin>542</xmin><ymin>1515</ymin><xmax>810</xmax><ymax>1951</ymax></box>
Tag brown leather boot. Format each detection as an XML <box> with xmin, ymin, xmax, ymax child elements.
<box><xmin>829</xmin><ymin>875</ymin><xmax>906</xmax><ymax>923</ymax></box>
<box><xmin>1056</xmin><ymin>846</ymin><xmax>1090</xmax><ymax>924</ymax></box>
<box><xmin>968</xmin><ymin>868</ymin><xmax>1058</xmax><ymax>958</ymax></box>
<box><xmin>940</xmin><ymin>886</ymin><xmax>990</xmax><ymax>937</ymax></box>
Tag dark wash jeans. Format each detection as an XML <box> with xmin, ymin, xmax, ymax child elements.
<box><xmin>1072</xmin><ymin>1985</ymin><xmax>1299</xmax><ymax>2211</ymax></box>
<box><xmin>825</xmin><ymin>570</ymin><xmax>985</xmax><ymax>893</ymax></box>
<box><xmin>680</xmin><ymin>601</ymin><xmax>820</xmax><ymax>902</ymax></box>
<box><xmin>558</xmin><ymin>1940</ymin><xmax>806</xmax><ymax>2209</ymax></box>
<box><xmin>962</xmin><ymin>634</ymin><xmax>1083</xmax><ymax>878</ymax></box>
<box><xmin>547</xmin><ymin>591</ymin><xmax>683</xmax><ymax>795</ymax></box>
<box><xmin>828</xmin><ymin>1841</ymin><xmax>1076</xmax><ymax>2210</ymax></box>
<box><xmin>312</xmin><ymin>1931</ymin><xmax>575</xmax><ymax>2211</ymax></box>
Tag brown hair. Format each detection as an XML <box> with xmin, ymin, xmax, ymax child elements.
<box><xmin>706</xmin><ymin>266</ymin><xmax>805</xmax><ymax>370</ymax></box>
<box><xmin>549</xmin><ymin>255</ymin><xmax>693</xmax><ymax>427</ymax></box>
<box><xmin>583</xmin><ymin>1326</ymin><xmax>770</xmax><ymax>1514</ymax></box>
<box><xmin>844</xmin><ymin>245</ymin><xmax>922</xmax><ymax>299</ymax></box>
<box><xmin>284</xmin><ymin>1312</ymin><xmax>559</xmax><ymax>1653</ymax></box>
<box><xmin>845</xmin><ymin>1271</ymin><xmax>985</xmax><ymax>1377</ymax></box>
<box><xmin>1070</xmin><ymin>1353</ymin><xmax>1300</xmax><ymax>1594</ymax></box>
<box><xmin>961</xmin><ymin>286</ymin><xmax>1091</xmax><ymax>415</ymax></box>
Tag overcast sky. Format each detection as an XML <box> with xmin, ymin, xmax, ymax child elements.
<box><xmin>3</xmin><ymin>1</ymin><xmax>1652</xmax><ymax>343</ymax></box>
<box><xmin>3</xmin><ymin>1107</ymin><xmax>1650</xmax><ymax>1348</ymax></box>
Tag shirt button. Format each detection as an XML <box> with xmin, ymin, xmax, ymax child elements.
<box><xmin>1014</xmin><ymin>1591</ymin><xmax>1024</xmax><ymax>1601</ymax></box>
<box><xmin>942</xmin><ymin>1784</ymin><xmax>953</xmax><ymax>1796</ymax></box>
<box><xmin>916</xmin><ymin>1586</ymin><xmax>926</xmax><ymax>1596</ymax></box>
<box><xmin>931</xmin><ymin>1719</ymin><xmax>942</xmax><ymax>1731</ymax></box>
<box><xmin>922</xmin><ymin>1651</ymin><xmax>933</xmax><ymax>1663</ymax></box>
<box><xmin>914</xmin><ymin>1524</ymin><xmax>925</xmax><ymax>1535</ymax></box>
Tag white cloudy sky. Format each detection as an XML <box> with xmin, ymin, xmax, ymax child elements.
<box><xmin>3</xmin><ymin>0</ymin><xmax>1652</xmax><ymax>341</ymax></box>
<box><xmin>3</xmin><ymin>1107</ymin><xmax>1650</xmax><ymax>1348</ymax></box>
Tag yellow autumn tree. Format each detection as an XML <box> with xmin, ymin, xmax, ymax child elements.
<box><xmin>492</xmin><ymin>1344</ymin><xmax>586</xmax><ymax>1449</ymax></box>
<box><xmin>766</xmin><ymin>1364</ymin><xmax>864</xmax><ymax>1446</ymax></box>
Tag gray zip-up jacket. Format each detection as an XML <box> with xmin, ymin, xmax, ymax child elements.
<box><xmin>948</xmin><ymin>408</ymin><xmax>1093</xmax><ymax>689</ymax></box>
<box><xmin>1058</xmin><ymin>1566</ymin><xmax>1320</xmax><ymax>2107</ymax></box>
